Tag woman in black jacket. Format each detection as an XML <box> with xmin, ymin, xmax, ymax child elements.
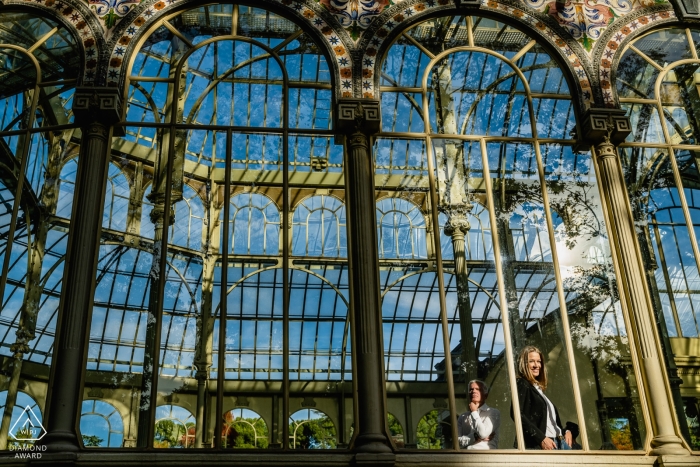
<box><xmin>512</xmin><ymin>345</ymin><xmax>573</xmax><ymax>450</ymax></box>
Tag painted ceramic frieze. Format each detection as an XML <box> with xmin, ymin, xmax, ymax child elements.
<box><xmin>89</xmin><ymin>0</ymin><xmax>140</xmax><ymax>30</ymax></box>
<box><xmin>319</xmin><ymin>0</ymin><xmax>395</xmax><ymax>39</ymax></box>
<box><xmin>108</xmin><ymin>0</ymin><xmax>353</xmax><ymax>95</ymax></box>
<box><xmin>599</xmin><ymin>9</ymin><xmax>674</xmax><ymax>106</ymax></box>
<box><xmin>527</xmin><ymin>0</ymin><xmax>668</xmax><ymax>51</ymax></box>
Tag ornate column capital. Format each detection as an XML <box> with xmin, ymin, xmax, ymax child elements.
<box><xmin>73</xmin><ymin>87</ymin><xmax>123</xmax><ymax>135</ymax></box>
<box><xmin>579</xmin><ymin>108</ymin><xmax>631</xmax><ymax>147</ymax></box>
<box><xmin>441</xmin><ymin>203</ymin><xmax>472</xmax><ymax>237</ymax></box>
<box><xmin>336</xmin><ymin>98</ymin><xmax>381</xmax><ymax>135</ymax></box>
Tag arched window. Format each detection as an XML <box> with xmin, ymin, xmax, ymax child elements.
<box><xmin>415</xmin><ymin>409</ymin><xmax>445</xmax><ymax>450</ymax></box>
<box><xmin>154</xmin><ymin>405</ymin><xmax>195</xmax><ymax>448</ymax></box>
<box><xmin>376</xmin><ymin>198</ymin><xmax>427</xmax><ymax>259</ymax></box>
<box><xmin>379</xmin><ymin>13</ymin><xmax>642</xmax><ymax>452</ymax></box>
<box><xmin>617</xmin><ymin>28</ymin><xmax>700</xmax><ymax>352</ymax></box>
<box><xmin>80</xmin><ymin>399</ymin><xmax>124</xmax><ymax>447</ymax></box>
<box><xmin>224</xmin><ymin>193</ymin><xmax>280</xmax><ymax>255</ymax></box>
<box><xmin>292</xmin><ymin>195</ymin><xmax>346</xmax><ymax>257</ymax></box>
<box><xmin>387</xmin><ymin>413</ymin><xmax>404</xmax><ymax>448</ymax></box>
<box><xmin>222</xmin><ymin>408</ymin><xmax>269</xmax><ymax>448</ymax></box>
<box><xmin>0</xmin><ymin>391</ymin><xmax>42</xmax><ymax>444</ymax></box>
<box><xmin>288</xmin><ymin>409</ymin><xmax>336</xmax><ymax>449</ymax></box>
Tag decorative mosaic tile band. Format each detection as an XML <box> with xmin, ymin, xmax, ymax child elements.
<box><xmin>107</xmin><ymin>0</ymin><xmax>353</xmax><ymax>92</ymax></box>
<box><xmin>360</xmin><ymin>0</ymin><xmax>593</xmax><ymax>105</ymax></box>
<box><xmin>598</xmin><ymin>9</ymin><xmax>675</xmax><ymax>107</ymax></box>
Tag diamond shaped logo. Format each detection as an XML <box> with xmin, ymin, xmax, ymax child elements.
<box><xmin>9</xmin><ymin>406</ymin><xmax>46</xmax><ymax>442</ymax></box>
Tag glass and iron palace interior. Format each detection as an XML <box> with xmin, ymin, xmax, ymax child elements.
<box><xmin>1</xmin><ymin>0</ymin><xmax>700</xmax><ymax>465</ymax></box>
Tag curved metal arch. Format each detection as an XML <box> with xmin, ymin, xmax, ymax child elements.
<box><xmin>289</xmin><ymin>407</ymin><xmax>337</xmax><ymax>449</ymax></box>
<box><xmin>214</xmin><ymin>264</ymin><xmax>352</xmax><ymax>380</ymax></box>
<box><xmin>109</xmin><ymin>0</ymin><xmax>349</xmax><ymax>100</ymax></box>
<box><xmin>598</xmin><ymin>7</ymin><xmax>677</xmax><ymax>107</ymax></box>
<box><xmin>130</xmin><ymin>82</ymin><xmax>163</xmax><ymax>125</ymax></box>
<box><xmin>93</xmin><ymin>242</ymin><xmax>202</xmax><ymax>315</ymax></box>
<box><xmin>160</xmin><ymin>33</ymin><xmax>291</xmax><ymax>133</ymax></box>
<box><xmin>291</xmin><ymin>192</ymin><xmax>345</xmax><ymax>214</ymax></box>
<box><xmin>522</xmin><ymin>275</ymin><xmax>557</xmax><ymax>323</ymax></box>
<box><xmin>0</xmin><ymin>1</ymin><xmax>98</xmax><ymax>86</ymax></box>
<box><xmin>420</xmin><ymin>46</ymin><xmax>540</xmax><ymax>138</ymax></box>
<box><xmin>366</xmin><ymin>4</ymin><xmax>591</xmax><ymax>112</ymax></box>
<box><xmin>457</xmin><ymin>61</ymin><xmax>560</xmax><ymax>137</ymax></box>
<box><xmin>181</xmin><ymin>39</ymin><xmax>295</xmax><ymax>126</ymax></box>
<box><xmin>380</xmin><ymin>268</ymin><xmax>500</xmax><ymax>312</ymax></box>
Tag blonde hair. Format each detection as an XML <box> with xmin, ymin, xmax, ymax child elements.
<box><xmin>517</xmin><ymin>345</ymin><xmax>547</xmax><ymax>390</ymax></box>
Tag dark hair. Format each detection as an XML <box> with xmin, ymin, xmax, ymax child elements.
<box><xmin>468</xmin><ymin>379</ymin><xmax>489</xmax><ymax>398</ymax></box>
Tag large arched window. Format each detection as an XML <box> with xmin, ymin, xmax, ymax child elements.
<box><xmin>378</xmin><ymin>13</ymin><xmax>643</xmax><ymax>451</ymax></box>
<box><xmin>0</xmin><ymin>11</ymin><xmax>80</xmax><ymax>452</ymax></box>
<box><xmin>292</xmin><ymin>195</ymin><xmax>346</xmax><ymax>257</ymax></box>
<box><xmin>83</xmin><ymin>3</ymin><xmax>351</xmax><ymax>451</ymax></box>
<box><xmin>0</xmin><ymin>391</ymin><xmax>42</xmax><ymax>444</ymax></box>
<box><xmin>617</xmin><ymin>28</ymin><xmax>700</xmax><ymax>340</ymax></box>
<box><xmin>617</xmin><ymin>30</ymin><xmax>700</xmax><ymax>448</ymax></box>
<box><xmin>288</xmin><ymin>409</ymin><xmax>336</xmax><ymax>449</ymax></box>
<box><xmin>224</xmin><ymin>192</ymin><xmax>280</xmax><ymax>255</ymax></box>
<box><xmin>376</xmin><ymin>197</ymin><xmax>427</xmax><ymax>259</ymax></box>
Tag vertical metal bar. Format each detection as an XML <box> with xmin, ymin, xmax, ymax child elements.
<box><xmin>466</xmin><ymin>17</ymin><xmax>474</xmax><ymax>48</ymax></box>
<box><xmin>282</xmin><ymin>50</ymin><xmax>290</xmax><ymax>451</ymax></box>
<box><xmin>422</xmin><ymin>71</ymin><xmax>460</xmax><ymax>450</ymax></box>
<box><xmin>216</xmin><ymin>129</ymin><xmax>232</xmax><ymax>448</ymax></box>
<box><xmin>479</xmin><ymin>137</ymin><xmax>525</xmax><ymax>450</ymax></box>
<box><xmin>687</xmin><ymin>28</ymin><xmax>698</xmax><ymax>60</ymax></box>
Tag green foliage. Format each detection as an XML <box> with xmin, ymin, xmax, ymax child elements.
<box><xmin>154</xmin><ymin>419</ymin><xmax>194</xmax><ymax>448</ymax></box>
<box><xmin>387</xmin><ymin>413</ymin><xmax>404</xmax><ymax>447</ymax></box>
<box><xmin>82</xmin><ymin>434</ymin><xmax>104</xmax><ymax>447</ymax></box>
<box><xmin>290</xmin><ymin>416</ymin><xmax>337</xmax><ymax>449</ymax></box>
<box><xmin>416</xmin><ymin>410</ymin><xmax>442</xmax><ymax>450</ymax></box>
<box><xmin>223</xmin><ymin>417</ymin><xmax>269</xmax><ymax>449</ymax></box>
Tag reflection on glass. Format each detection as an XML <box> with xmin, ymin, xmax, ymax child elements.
<box><xmin>378</xmin><ymin>12</ymin><xmax>647</xmax><ymax>451</ymax></box>
<box><xmin>619</xmin><ymin>27</ymin><xmax>700</xmax><ymax>450</ymax></box>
